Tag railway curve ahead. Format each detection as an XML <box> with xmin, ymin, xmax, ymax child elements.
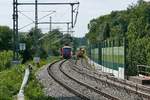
<box><xmin>69</xmin><ymin>59</ymin><xmax>150</xmax><ymax>100</ymax></box>
<box><xmin>47</xmin><ymin>59</ymin><xmax>119</xmax><ymax>100</ymax></box>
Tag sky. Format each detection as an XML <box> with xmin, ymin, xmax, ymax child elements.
<box><xmin>0</xmin><ymin>0</ymin><xmax>149</xmax><ymax>37</ymax></box>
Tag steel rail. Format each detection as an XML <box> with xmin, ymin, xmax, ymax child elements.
<box><xmin>60</xmin><ymin>60</ymin><xmax>120</xmax><ymax>100</ymax></box>
<box><xmin>78</xmin><ymin>59</ymin><xmax>150</xmax><ymax>94</ymax></box>
<box><xmin>47</xmin><ymin>60</ymin><xmax>90</xmax><ymax>100</ymax></box>
<box><xmin>70</xmin><ymin>59</ymin><xmax>150</xmax><ymax>99</ymax></box>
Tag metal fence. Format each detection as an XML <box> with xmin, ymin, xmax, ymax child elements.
<box><xmin>88</xmin><ymin>38</ymin><xmax>125</xmax><ymax>71</ymax></box>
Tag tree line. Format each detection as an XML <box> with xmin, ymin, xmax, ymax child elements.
<box><xmin>86</xmin><ymin>0</ymin><xmax>150</xmax><ymax>76</ymax></box>
<box><xmin>0</xmin><ymin>25</ymin><xmax>85</xmax><ymax>62</ymax></box>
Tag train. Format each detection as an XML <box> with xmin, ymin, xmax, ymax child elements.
<box><xmin>61</xmin><ymin>45</ymin><xmax>85</xmax><ymax>59</ymax></box>
<box><xmin>61</xmin><ymin>45</ymin><xmax>72</xmax><ymax>59</ymax></box>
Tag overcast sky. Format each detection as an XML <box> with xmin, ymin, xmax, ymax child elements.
<box><xmin>1</xmin><ymin>0</ymin><xmax>149</xmax><ymax>37</ymax></box>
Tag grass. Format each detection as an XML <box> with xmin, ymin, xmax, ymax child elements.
<box><xmin>0</xmin><ymin>64</ymin><xmax>25</xmax><ymax>100</ymax></box>
<box><xmin>0</xmin><ymin>51</ymin><xmax>13</xmax><ymax>72</ymax></box>
<box><xmin>91</xmin><ymin>46</ymin><xmax>125</xmax><ymax>64</ymax></box>
<box><xmin>91</xmin><ymin>53</ymin><xmax>124</xmax><ymax>64</ymax></box>
<box><xmin>0</xmin><ymin>56</ymin><xmax>60</xmax><ymax>100</ymax></box>
<box><xmin>90</xmin><ymin>47</ymin><xmax>125</xmax><ymax>70</ymax></box>
<box><xmin>102</xmin><ymin>55</ymin><xmax>124</xmax><ymax>64</ymax></box>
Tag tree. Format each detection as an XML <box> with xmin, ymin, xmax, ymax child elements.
<box><xmin>40</xmin><ymin>29</ymin><xmax>63</xmax><ymax>56</ymax></box>
<box><xmin>102</xmin><ymin>23</ymin><xmax>110</xmax><ymax>40</ymax></box>
<box><xmin>0</xmin><ymin>26</ymin><xmax>13</xmax><ymax>50</ymax></box>
<box><xmin>61</xmin><ymin>34</ymin><xmax>72</xmax><ymax>45</ymax></box>
<box><xmin>85</xmin><ymin>1</ymin><xmax>150</xmax><ymax>76</ymax></box>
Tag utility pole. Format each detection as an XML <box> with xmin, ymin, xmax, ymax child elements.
<box><xmin>71</xmin><ymin>4</ymin><xmax>74</xmax><ymax>28</ymax></box>
<box><xmin>34</xmin><ymin>0</ymin><xmax>38</xmax><ymax>57</ymax></box>
<box><xmin>17</xmin><ymin>2</ymin><xmax>79</xmax><ymax>28</ymax></box>
<box><xmin>67</xmin><ymin>22</ymin><xmax>70</xmax><ymax>34</ymax></box>
<box><xmin>49</xmin><ymin>16</ymin><xmax>52</xmax><ymax>32</ymax></box>
<box><xmin>13</xmin><ymin>0</ymin><xmax>16</xmax><ymax>60</ymax></box>
<box><xmin>12</xmin><ymin>1</ymin><xmax>79</xmax><ymax>61</ymax></box>
<box><xmin>49</xmin><ymin>16</ymin><xmax>52</xmax><ymax>56</ymax></box>
<box><xmin>13</xmin><ymin>0</ymin><xmax>19</xmax><ymax>61</ymax></box>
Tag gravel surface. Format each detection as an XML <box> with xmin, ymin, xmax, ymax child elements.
<box><xmin>51</xmin><ymin>61</ymin><xmax>108</xmax><ymax>100</ymax></box>
<box><xmin>36</xmin><ymin>63</ymin><xmax>80</xmax><ymax>100</ymax></box>
<box><xmin>68</xmin><ymin>59</ymin><xmax>149</xmax><ymax>100</ymax></box>
<box><xmin>36</xmin><ymin>59</ymin><xmax>150</xmax><ymax>100</ymax></box>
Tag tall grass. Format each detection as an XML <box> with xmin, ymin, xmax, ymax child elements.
<box><xmin>0</xmin><ymin>56</ymin><xmax>59</xmax><ymax>100</ymax></box>
<box><xmin>0</xmin><ymin>51</ymin><xmax>13</xmax><ymax>71</ymax></box>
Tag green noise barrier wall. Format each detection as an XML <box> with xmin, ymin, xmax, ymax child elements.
<box><xmin>88</xmin><ymin>38</ymin><xmax>125</xmax><ymax>71</ymax></box>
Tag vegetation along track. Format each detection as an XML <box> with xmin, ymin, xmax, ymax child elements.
<box><xmin>69</xmin><ymin>59</ymin><xmax>150</xmax><ymax>100</ymax></box>
<box><xmin>47</xmin><ymin>59</ymin><xmax>119</xmax><ymax>100</ymax></box>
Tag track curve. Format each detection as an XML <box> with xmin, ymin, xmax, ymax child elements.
<box><xmin>69</xmin><ymin>59</ymin><xmax>150</xmax><ymax>100</ymax></box>
<box><xmin>47</xmin><ymin>59</ymin><xmax>119</xmax><ymax>100</ymax></box>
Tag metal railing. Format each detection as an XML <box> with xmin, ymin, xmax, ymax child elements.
<box><xmin>17</xmin><ymin>64</ymin><xmax>31</xmax><ymax>100</ymax></box>
<box><xmin>137</xmin><ymin>65</ymin><xmax>150</xmax><ymax>76</ymax></box>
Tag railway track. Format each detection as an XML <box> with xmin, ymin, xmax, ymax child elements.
<box><xmin>47</xmin><ymin>59</ymin><xmax>119</xmax><ymax>100</ymax></box>
<box><xmin>79</xmin><ymin>59</ymin><xmax>150</xmax><ymax>92</ymax></box>
<box><xmin>68</xmin><ymin>59</ymin><xmax>150</xmax><ymax>100</ymax></box>
<box><xmin>78</xmin><ymin>58</ymin><xmax>150</xmax><ymax>94</ymax></box>
<box><xmin>47</xmin><ymin>60</ymin><xmax>89</xmax><ymax>100</ymax></box>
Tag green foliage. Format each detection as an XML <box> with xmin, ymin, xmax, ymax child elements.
<box><xmin>25</xmin><ymin>72</ymin><xmax>55</xmax><ymax>100</ymax></box>
<box><xmin>86</xmin><ymin>0</ymin><xmax>150</xmax><ymax>76</ymax></box>
<box><xmin>0</xmin><ymin>26</ymin><xmax>13</xmax><ymax>50</ymax></box>
<box><xmin>0</xmin><ymin>51</ymin><xmax>13</xmax><ymax>71</ymax></box>
<box><xmin>61</xmin><ymin>34</ymin><xmax>73</xmax><ymax>45</ymax></box>
<box><xmin>126</xmin><ymin>37</ymin><xmax>149</xmax><ymax>75</ymax></box>
<box><xmin>16</xmin><ymin>27</ymin><xmax>84</xmax><ymax>59</ymax></box>
<box><xmin>0</xmin><ymin>64</ymin><xmax>24</xmax><ymax>100</ymax></box>
<box><xmin>19</xmin><ymin>27</ymin><xmax>47</xmax><ymax>59</ymax></box>
<box><xmin>46</xmin><ymin>56</ymin><xmax>61</xmax><ymax>64</ymax></box>
<box><xmin>41</xmin><ymin>29</ymin><xmax>79</xmax><ymax>56</ymax></box>
<box><xmin>0</xmin><ymin>56</ymin><xmax>59</xmax><ymax>100</ymax></box>
<box><xmin>73</xmin><ymin>37</ymin><xmax>86</xmax><ymax>52</ymax></box>
<box><xmin>41</xmin><ymin>29</ymin><xmax>63</xmax><ymax>56</ymax></box>
<box><xmin>102</xmin><ymin>23</ymin><xmax>110</xmax><ymax>40</ymax></box>
<box><xmin>28</xmin><ymin>27</ymin><xmax>43</xmax><ymax>40</ymax></box>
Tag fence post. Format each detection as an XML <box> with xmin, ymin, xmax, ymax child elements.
<box><xmin>88</xmin><ymin>44</ymin><xmax>91</xmax><ymax>66</ymax></box>
<box><xmin>112</xmin><ymin>39</ymin><xmax>114</xmax><ymax>74</ymax></box>
<box><xmin>101</xmin><ymin>41</ymin><xmax>104</xmax><ymax>71</ymax></box>
<box><xmin>118</xmin><ymin>39</ymin><xmax>120</xmax><ymax>77</ymax></box>
<box><xmin>124</xmin><ymin>37</ymin><xmax>127</xmax><ymax>79</ymax></box>
<box><xmin>99</xmin><ymin>42</ymin><xmax>102</xmax><ymax>65</ymax></box>
<box><xmin>111</xmin><ymin>40</ymin><xmax>113</xmax><ymax>74</ymax></box>
<box><xmin>108</xmin><ymin>39</ymin><xmax>110</xmax><ymax>73</ymax></box>
<box><xmin>105</xmin><ymin>40</ymin><xmax>106</xmax><ymax>70</ymax></box>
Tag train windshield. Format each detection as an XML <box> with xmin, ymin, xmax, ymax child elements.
<box><xmin>63</xmin><ymin>48</ymin><xmax>71</xmax><ymax>54</ymax></box>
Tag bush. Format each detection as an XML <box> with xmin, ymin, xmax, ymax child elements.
<box><xmin>25</xmin><ymin>72</ymin><xmax>55</xmax><ymax>100</ymax></box>
<box><xmin>0</xmin><ymin>56</ymin><xmax>60</xmax><ymax>100</ymax></box>
<box><xmin>0</xmin><ymin>64</ymin><xmax>24</xmax><ymax>100</ymax></box>
<box><xmin>0</xmin><ymin>51</ymin><xmax>13</xmax><ymax>71</ymax></box>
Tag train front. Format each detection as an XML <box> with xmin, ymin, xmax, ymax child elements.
<box><xmin>61</xmin><ymin>46</ymin><xmax>72</xmax><ymax>59</ymax></box>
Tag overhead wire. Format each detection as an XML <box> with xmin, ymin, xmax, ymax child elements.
<box><xmin>19</xmin><ymin>22</ymin><xmax>34</xmax><ymax>30</ymax></box>
<box><xmin>18</xmin><ymin>1</ymin><xmax>79</xmax><ymax>33</ymax></box>
<box><xmin>52</xmin><ymin>7</ymin><xmax>70</xmax><ymax>32</ymax></box>
<box><xmin>38</xmin><ymin>7</ymin><xmax>69</xmax><ymax>32</ymax></box>
<box><xmin>73</xmin><ymin>4</ymin><xmax>79</xmax><ymax>27</ymax></box>
<box><xmin>38</xmin><ymin>11</ymin><xmax>56</xmax><ymax>21</ymax></box>
<box><xmin>18</xmin><ymin>10</ymin><xmax>56</xmax><ymax>30</ymax></box>
<box><xmin>18</xmin><ymin>11</ymin><xmax>34</xmax><ymax>22</ymax></box>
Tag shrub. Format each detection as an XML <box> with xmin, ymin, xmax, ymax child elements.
<box><xmin>0</xmin><ymin>51</ymin><xmax>13</xmax><ymax>71</ymax></box>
